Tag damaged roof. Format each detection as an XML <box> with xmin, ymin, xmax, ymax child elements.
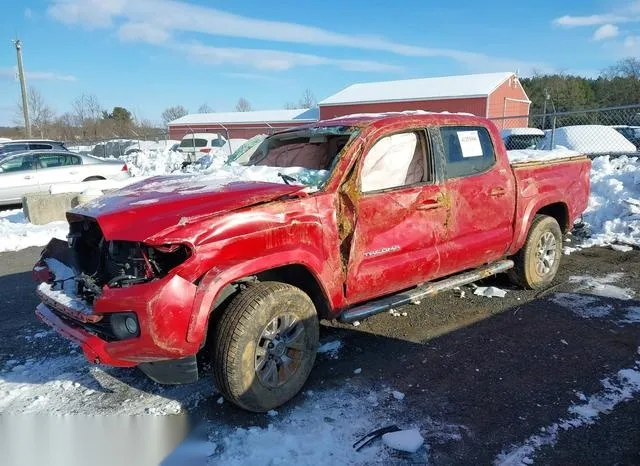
<box><xmin>319</xmin><ymin>72</ymin><xmax>516</xmax><ymax>106</ymax></box>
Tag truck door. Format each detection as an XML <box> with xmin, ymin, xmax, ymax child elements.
<box><xmin>432</xmin><ymin>125</ymin><xmax>516</xmax><ymax>275</ymax></box>
<box><xmin>345</xmin><ymin>129</ymin><xmax>448</xmax><ymax>304</ymax></box>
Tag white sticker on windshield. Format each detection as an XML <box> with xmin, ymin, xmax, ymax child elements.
<box><xmin>457</xmin><ymin>131</ymin><xmax>483</xmax><ymax>158</ymax></box>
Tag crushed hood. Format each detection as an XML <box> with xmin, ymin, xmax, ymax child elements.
<box><xmin>69</xmin><ymin>175</ymin><xmax>305</xmax><ymax>242</ymax></box>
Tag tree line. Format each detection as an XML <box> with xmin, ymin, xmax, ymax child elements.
<box><xmin>521</xmin><ymin>57</ymin><xmax>640</xmax><ymax>115</ymax></box>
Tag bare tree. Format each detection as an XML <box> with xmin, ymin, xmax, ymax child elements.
<box><xmin>605</xmin><ymin>57</ymin><xmax>640</xmax><ymax>79</ymax></box>
<box><xmin>16</xmin><ymin>87</ymin><xmax>55</xmax><ymax>137</ymax></box>
<box><xmin>72</xmin><ymin>94</ymin><xmax>103</xmax><ymax>139</ymax></box>
<box><xmin>235</xmin><ymin>97</ymin><xmax>252</xmax><ymax>112</ymax></box>
<box><xmin>298</xmin><ymin>88</ymin><xmax>317</xmax><ymax>108</ymax></box>
<box><xmin>283</xmin><ymin>89</ymin><xmax>317</xmax><ymax>109</ymax></box>
<box><xmin>198</xmin><ymin>103</ymin><xmax>213</xmax><ymax>113</ymax></box>
<box><xmin>161</xmin><ymin>105</ymin><xmax>189</xmax><ymax>125</ymax></box>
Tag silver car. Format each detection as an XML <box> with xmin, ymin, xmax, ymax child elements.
<box><xmin>0</xmin><ymin>150</ymin><xmax>131</xmax><ymax>206</ymax></box>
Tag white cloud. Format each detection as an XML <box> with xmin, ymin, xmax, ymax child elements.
<box><xmin>117</xmin><ymin>22</ymin><xmax>170</xmax><ymax>44</ymax></box>
<box><xmin>553</xmin><ymin>2</ymin><xmax>640</xmax><ymax>27</ymax></box>
<box><xmin>0</xmin><ymin>68</ymin><xmax>77</xmax><ymax>82</ymax></box>
<box><xmin>24</xmin><ymin>8</ymin><xmax>33</xmax><ymax>19</ymax></box>
<box><xmin>593</xmin><ymin>24</ymin><xmax>620</xmax><ymax>40</ymax></box>
<box><xmin>48</xmin><ymin>0</ymin><xmax>545</xmax><ymax>73</ymax></box>
<box><xmin>177</xmin><ymin>43</ymin><xmax>403</xmax><ymax>72</ymax></box>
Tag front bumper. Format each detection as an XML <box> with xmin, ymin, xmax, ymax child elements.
<box><xmin>34</xmin><ymin>240</ymin><xmax>202</xmax><ymax>370</ymax></box>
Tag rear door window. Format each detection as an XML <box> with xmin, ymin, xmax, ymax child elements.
<box><xmin>439</xmin><ymin>126</ymin><xmax>496</xmax><ymax>179</ymax></box>
<box><xmin>39</xmin><ymin>153</ymin><xmax>82</xmax><ymax>168</ymax></box>
<box><xmin>0</xmin><ymin>154</ymin><xmax>38</xmax><ymax>173</ymax></box>
<box><xmin>180</xmin><ymin>138</ymin><xmax>208</xmax><ymax>148</ymax></box>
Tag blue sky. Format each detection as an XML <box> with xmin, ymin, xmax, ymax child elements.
<box><xmin>1</xmin><ymin>0</ymin><xmax>639</xmax><ymax>126</ymax></box>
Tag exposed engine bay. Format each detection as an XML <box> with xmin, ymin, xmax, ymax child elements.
<box><xmin>67</xmin><ymin>217</ymin><xmax>190</xmax><ymax>303</ymax></box>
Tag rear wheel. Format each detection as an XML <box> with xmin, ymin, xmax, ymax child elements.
<box><xmin>508</xmin><ymin>215</ymin><xmax>562</xmax><ymax>290</ymax></box>
<box><xmin>212</xmin><ymin>282</ymin><xmax>319</xmax><ymax>412</ymax></box>
<box><xmin>82</xmin><ymin>176</ymin><xmax>105</xmax><ymax>182</ymax></box>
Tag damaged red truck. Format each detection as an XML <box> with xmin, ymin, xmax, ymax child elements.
<box><xmin>33</xmin><ymin>113</ymin><xmax>590</xmax><ymax>412</ymax></box>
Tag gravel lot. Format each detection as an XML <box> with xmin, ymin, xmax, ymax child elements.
<box><xmin>1</xmin><ymin>243</ymin><xmax>639</xmax><ymax>465</ymax></box>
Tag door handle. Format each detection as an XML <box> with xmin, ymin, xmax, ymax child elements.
<box><xmin>489</xmin><ymin>187</ymin><xmax>506</xmax><ymax>197</ymax></box>
<box><xmin>24</xmin><ymin>175</ymin><xmax>32</xmax><ymax>180</ymax></box>
<box><xmin>416</xmin><ymin>197</ymin><xmax>444</xmax><ymax>211</ymax></box>
<box><xmin>69</xmin><ymin>171</ymin><xmax>78</xmax><ymax>175</ymax></box>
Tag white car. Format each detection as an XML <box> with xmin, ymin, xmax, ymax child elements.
<box><xmin>0</xmin><ymin>150</ymin><xmax>130</xmax><ymax>205</ymax></box>
<box><xmin>179</xmin><ymin>133</ymin><xmax>229</xmax><ymax>162</ymax></box>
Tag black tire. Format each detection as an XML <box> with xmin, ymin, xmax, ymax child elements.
<box><xmin>212</xmin><ymin>282</ymin><xmax>319</xmax><ymax>412</ymax></box>
<box><xmin>508</xmin><ymin>215</ymin><xmax>563</xmax><ymax>290</ymax></box>
<box><xmin>82</xmin><ymin>176</ymin><xmax>106</xmax><ymax>182</ymax></box>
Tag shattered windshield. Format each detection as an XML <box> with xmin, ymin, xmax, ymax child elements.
<box><xmin>245</xmin><ymin>126</ymin><xmax>357</xmax><ymax>188</ymax></box>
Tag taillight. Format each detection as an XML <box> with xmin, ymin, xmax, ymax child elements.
<box><xmin>200</xmin><ymin>148</ymin><xmax>212</xmax><ymax>153</ymax></box>
<box><xmin>121</xmin><ymin>163</ymin><xmax>128</xmax><ymax>171</ymax></box>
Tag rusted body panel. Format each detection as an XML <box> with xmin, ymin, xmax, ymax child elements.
<box><xmin>33</xmin><ymin>112</ymin><xmax>590</xmax><ymax>372</ymax></box>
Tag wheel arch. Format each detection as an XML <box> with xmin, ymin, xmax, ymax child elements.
<box><xmin>187</xmin><ymin>255</ymin><xmax>334</xmax><ymax>347</ymax></box>
<box><xmin>510</xmin><ymin>198</ymin><xmax>569</xmax><ymax>254</ymax></box>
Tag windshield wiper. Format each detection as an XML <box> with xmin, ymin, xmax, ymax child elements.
<box><xmin>277</xmin><ymin>172</ymin><xmax>297</xmax><ymax>185</ymax></box>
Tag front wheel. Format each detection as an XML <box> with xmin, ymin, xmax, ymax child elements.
<box><xmin>508</xmin><ymin>215</ymin><xmax>563</xmax><ymax>290</ymax></box>
<box><xmin>212</xmin><ymin>282</ymin><xmax>319</xmax><ymax>412</ymax></box>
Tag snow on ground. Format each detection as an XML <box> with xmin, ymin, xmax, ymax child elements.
<box><xmin>567</xmin><ymin>273</ymin><xmax>635</xmax><ymax>300</ymax></box>
<box><xmin>0</xmin><ymin>334</ymin><xmax>208</xmax><ymax>416</ymax></box>
<box><xmin>0</xmin><ymin>209</ymin><xmax>67</xmax><ymax>253</ymax></box>
<box><xmin>206</xmin><ymin>387</ymin><xmax>396</xmax><ymax>465</ymax></box>
<box><xmin>494</xmin><ymin>362</ymin><xmax>640</xmax><ymax>466</ymax></box>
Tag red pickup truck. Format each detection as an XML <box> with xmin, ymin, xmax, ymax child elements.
<box><xmin>33</xmin><ymin>113</ymin><xmax>590</xmax><ymax>412</ymax></box>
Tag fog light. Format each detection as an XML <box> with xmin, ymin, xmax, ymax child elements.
<box><xmin>110</xmin><ymin>312</ymin><xmax>140</xmax><ymax>340</ymax></box>
<box><xmin>125</xmin><ymin>316</ymin><xmax>138</xmax><ymax>334</ymax></box>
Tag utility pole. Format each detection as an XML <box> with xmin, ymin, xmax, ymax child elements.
<box><xmin>13</xmin><ymin>39</ymin><xmax>31</xmax><ymax>137</ymax></box>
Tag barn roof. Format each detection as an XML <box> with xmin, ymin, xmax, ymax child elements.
<box><xmin>319</xmin><ymin>72</ymin><xmax>515</xmax><ymax>106</ymax></box>
<box><xmin>168</xmin><ymin>108</ymin><xmax>319</xmax><ymax>125</ymax></box>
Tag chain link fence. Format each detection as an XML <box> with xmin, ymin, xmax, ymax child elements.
<box><xmin>490</xmin><ymin>104</ymin><xmax>640</xmax><ymax>157</ymax></box>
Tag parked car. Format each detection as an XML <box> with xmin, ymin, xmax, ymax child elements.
<box><xmin>537</xmin><ymin>125</ymin><xmax>637</xmax><ymax>155</ymax></box>
<box><xmin>179</xmin><ymin>132</ymin><xmax>229</xmax><ymax>162</ymax></box>
<box><xmin>500</xmin><ymin>127</ymin><xmax>545</xmax><ymax>150</ymax></box>
<box><xmin>612</xmin><ymin>125</ymin><xmax>640</xmax><ymax>149</ymax></box>
<box><xmin>0</xmin><ymin>139</ymin><xmax>68</xmax><ymax>156</ymax></box>
<box><xmin>0</xmin><ymin>150</ymin><xmax>130</xmax><ymax>205</ymax></box>
<box><xmin>33</xmin><ymin>112</ymin><xmax>590</xmax><ymax>412</ymax></box>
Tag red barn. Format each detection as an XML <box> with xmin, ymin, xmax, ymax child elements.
<box><xmin>168</xmin><ymin>108</ymin><xmax>319</xmax><ymax>140</ymax></box>
<box><xmin>319</xmin><ymin>72</ymin><xmax>530</xmax><ymax>128</ymax></box>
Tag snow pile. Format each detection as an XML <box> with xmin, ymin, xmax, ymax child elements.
<box><xmin>507</xmin><ymin>147</ymin><xmax>580</xmax><ymax>164</ymax></box>
<box><xmin>581</xmin><ymin>155</ymin><xmax>640</xmax><ymax>248</ymax></box>
<box><xmin>494</xmin><ymin>364</ymin><xmax>640</xmax><ymax>465</ymax></box>
<box><xmin>382</xmin><ymin>429</ymin><xmax>424</xmax><ymax>453</ymax></box>
<box><xmin>0</xmin><ymin>209</ymin><xmax>67</xmax><ymax>253</ymax></box>
<box><xmin>121</xmin><ymin>146</ymin><xmax>187</xmax><ymax>177</ymax></box>
<box><xmin>538</xmin><ymin>125</ymin><xmax>637</xmax><ymax>154</ymax></box>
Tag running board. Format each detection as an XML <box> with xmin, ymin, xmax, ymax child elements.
<box><xmin>339</xmin><ymin>259</ymin><xmax>514</xmax><ymax>323</ymax></box>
